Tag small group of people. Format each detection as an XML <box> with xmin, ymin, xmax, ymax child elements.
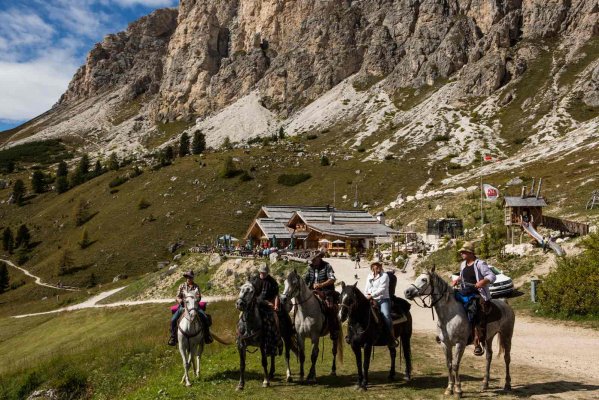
<box><xmin>169</xmin><ymin>241</ymin><xmax>496</xmax><ymax>357</ymax></box>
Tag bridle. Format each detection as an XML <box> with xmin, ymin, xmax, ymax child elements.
<box><xmin>340</xmin><ymin>288</ymin><xmax>373</xmax><ymax>339</ymax></box>
<box><xmin>179</xmin><ymin>294</ymin><xmax>202</xmax><ymax>340</ymax></box>
<box><xmin>236</xmin><ymin>285</ymin><xmax>261</xmax><ymax>346</ymax></box>
<box><xmin>409</xmin><ymin>272</ymin><xmax>448</xmax><ymax>320</ymax></box>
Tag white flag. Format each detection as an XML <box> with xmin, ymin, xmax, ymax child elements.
<box><xmin>483</xmin><ymin>184</ymin><xmax>500</xmax><ymax>201</ymax></box>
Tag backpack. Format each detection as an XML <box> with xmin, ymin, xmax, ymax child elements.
<box><xmin>387</xmin><ymin>271</ymin><xmax>397</xmax><ymax>297</ymax></box>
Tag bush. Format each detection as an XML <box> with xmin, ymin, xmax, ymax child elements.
<box><xmin>538</xmin><ymin>234</ymin><xmax>599</xmax><ymax>317</ymax></box>
<box><xmin>433</xmin><ymin>134</ymin><xmax>451</xmax><ymax>142</ymax></box>
<box><xmin>138</xmin><ymin>198</ymin><xmax>151</xmax><ymax>210</ymax></box>
<box><xmin>239</xmin><ymin>171</ymin><xmax>253</xmax><ymax>182</ymax></box>
<box><xmin>277</xmin><ymin>173</ymin><xmax>312</xmax><ymax>186</ymax></box>
<box><xmin>357</xmin><ymin>147</ymin><xmax>366</xmax><ymax>153</ymax></box>
<box><xmin>306</xmin><ymin>134</ymin><xmax>318</xmax><ymax>140</ymax></box>
<box><xmin>219</xmin><ymin>156</ymin><xmax>241</xmax><ymax>178</ymax></box>
<box><xmin>320</xmin><ymin>156</ymin><xmax>330</xmax><ymax>166</ymax></box>
<box><xmin>108</xmin><ymin>176</ymin><xmax>128</xmax><ymax>188</ymax></box>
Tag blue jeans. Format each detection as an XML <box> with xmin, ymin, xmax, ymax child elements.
<box><xmin>171</xmin><ymin>305</ymin><xmax>208</xmax><ymax>335</ymax></box>
<box><xmin>378</xmin><ymin>298</ymin><xmax>393</xmax><ymax>332</ymax></box>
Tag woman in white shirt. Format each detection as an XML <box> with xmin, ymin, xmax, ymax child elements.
<box><xmin>364</xmin><ymin>260</ymin><xmax>397</xmax><ymax>346</ymax></box>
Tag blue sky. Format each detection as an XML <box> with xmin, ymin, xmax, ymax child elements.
<box><xmin>0</xmin><ymin>0</ymin><xmax>178</xmax><ymax>132</ymax></box>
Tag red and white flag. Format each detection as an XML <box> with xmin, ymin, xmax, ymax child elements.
<box><xmin>483</xmin><ymin>154</ymin><xmax>493</xmax><ymax>162</ymax></box>
<box><xmin>483</xmin><ymin>184</ymin><xmax>500</xmax><ymax>201</ymax></box>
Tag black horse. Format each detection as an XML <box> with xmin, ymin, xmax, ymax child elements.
<box><xmin>339</xmin><ymin>280</ymin><xmax>412</xmax><ymax>391</ymax></box>
<box><xmin>235</xmin><ymin>281</ymin><xmax>298</xmax><ymax>390</ymax></box>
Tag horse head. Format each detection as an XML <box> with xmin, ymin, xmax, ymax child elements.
<box><xmin>236</xmin><ymin>281</ymin><xmax>256</xmax><ymax>311</ymax></box>
<box><xmin>183</xmin><ymin>290</ymin><xmax>200</xmax><ymax>322</ymax></box>
<box><xmin>282</xmin><ymin>269</ymin><xmax>302</xmax><ymax>299</ymax></box>
<box><xmin>338</xmin><ymin>281</ymin><xmax>360</xmax><ymax>322</ymax></box>
<box><xmin>404</xmin><ymin>265</ymin><xmax>436</xmax><ymax>300</ymax></box>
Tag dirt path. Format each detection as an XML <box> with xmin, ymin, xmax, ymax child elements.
<box><xmin>12</xmin><ymin>285</ymin><xmax>235</xmax><ymax>319</ymax></box>
<box><xmin>1</xmin><ymin>258</ymin><xmax>79</xmax><ymax>291</ymax></box>
<box><xmin>326</xmin><ymin>257</ymin><xmax>599</xmax><ymax>386</ymax></box>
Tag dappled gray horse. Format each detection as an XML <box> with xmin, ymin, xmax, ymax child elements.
<box><xmin>282</xmin><ymin>270</ymin><xmax>343</xmax><ymax>383</ymax></box>
<box><xmin>178</xmin><ymin>291</ymin><xmax>206</xmax><ymax>387</ymax></box>
<box><xmin>404</xmin><ymin>267</ymin><xmax>514</xmax><ymax>398</ymax></box>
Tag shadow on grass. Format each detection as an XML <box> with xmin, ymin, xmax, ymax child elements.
<box><xmin>498</xmin><ymin>381</ymin><xmax>599</xmax><ymax>398</ymax></box>
<box><xmin>203</xmin><ymin>369</ymin><xmax>264</xmax><ymax>382</ymax></box>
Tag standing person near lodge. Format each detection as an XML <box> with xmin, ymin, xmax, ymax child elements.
<box><xmin>452</xmin><ymin>242</ymin><xmax>496</xmax><ymax>356</ymax></box>
<box><xmin>304</xmin><ymin>249</ymin><xmax>340</xmax><ymax>339</ymax></box>
<box><xmin>168</xmin><ymin>270</ymin><xmax>213</xmax><ymax>346</ymax></box>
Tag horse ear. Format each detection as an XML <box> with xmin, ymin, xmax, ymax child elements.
<box><xmin>353</xmin><ymin>281</ymin><xmax>358</xmax><ymax>288</ymax></box>
<box><xmin>431</xmin><ymin>264</ymin><xmax>436</xmax><ymax>273</ymax></box>
<box><xmin>341</xmin><ymin>281</ymin><xmax>346</xmax><ymax>290</ymax></box>
<box><xmin>293</xmin><ymin>268</ymin><xmax>297</xmax><ymax>274</ymax></box>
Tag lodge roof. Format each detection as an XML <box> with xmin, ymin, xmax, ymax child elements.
<box><xmin>503</xmin><ymin>197</ymin><xmax>548</xmax><ymax>207</ymax></box>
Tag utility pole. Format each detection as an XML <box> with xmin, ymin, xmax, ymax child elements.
<box><xmin>480</xmin><ymin>153</ymin><xmax>484</xmax><ymax>231</ymax></box>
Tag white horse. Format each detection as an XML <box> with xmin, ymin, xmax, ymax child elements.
<box><xmin>178</xmin><ymin>290</ymin><xmax>206</xmax><ymax>386</ymax></box>
<box><xmin>282</xmin><ymin>270</ymin><xmax>343</xmax><ymax>383</ymax></box>
<box><xmin>404</xmin><ymin>266</ymin><xmax>515</xmax><ymax>398</ymax></box>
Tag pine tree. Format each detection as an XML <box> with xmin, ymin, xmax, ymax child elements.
<box><xmin>56</xmin><ymin>175</ymin><xmax>69</xmax><ymax>194</ymax></box>
<box><xmin>31</xmin><ymin>170</ymin><xmax>45</xmax><ymax>193</ymax></box>
<box><xmin>12</xmin><ymin>179</ymin><xmax>25</xmax><ymax>206</ymax></box>
<box><xmin>93</xmin><ymin>160</ymin><xmax>103</xmax><ymax>177</ymax></box>
<box><xmin>219</xmin><ymin>156</ymin><xmax>238</xmax><ymax>178</ymax></box>
<box><xmin>74</xmin><ymin>199</ymin><xmax>90</xmax><ymax>227</ymax></box>
<box><xmin>79</xmin><ymin>228</ymin><xmax>90</xmax><ymax>249</ymax></box>
<box><xmin>56</xmin><ymin>161</ymin><xmax>68</xmax><ymax>177</ymax></box>
<box><xmin>179</xmin><ymin>132</ymin><xmax>190</xmax><ymax>157</ymax></box>
<box><xmin>88</xmin><ymin>273</ymin><xmax>97</xmax><ymax>288</ymax></box>
<box><xmin>78</xmin><ymin>154</ymin><xmax>90</xmax><ymax>176</ymax></box>
<box><xmin>320</xmin><ymin>155</ymin><xmax>330</xmax><ymax>166</ymax></box>
<box><xmin>15</xmin><ymin>224</ymin><xmax>30</xmax><ymax>249</ymax></box>
<box><xmin>191</xmin><ymin>130</ymin><xmax>206</xmax><ymax>155</ymax></box>
<box><xmin>221</xmin><ymin>136</ymin><xmax>232</xmax><ymax>150</ymax></box>
<box><xmin>56</xmin><ymin>250</ymin><xmax>73</xmax><ymax>276</ymax></box>
<box><xmin>278</xmin><ymin>127</ymin><xmax>285</xmax><ymax>140</ymax></box>
<box><xmin>108</xmin><ymin>153</ymin><xmax>120</xmax><ymax>171</ymax></box>
<box><xmin>164</xmin><ymin>145</ymin><xmax>174</xmax><ymax>162</ymax></box>
<box><xmin>2</xmin><ymin>228</ymin><xmax>14</xmax><ymax>253</ymax></box>
<box><xmin>0</xmin><ymin>262</ymin><xmax>9</xmax><ymax>293</ymax></box>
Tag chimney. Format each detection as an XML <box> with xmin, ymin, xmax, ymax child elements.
<box><xmin>376</xmin><ymin>212</ymin><xmax>386</xmax><ymax>225</ymax></box>
<box><xmin>329</xmin><ymin>213</ymin><xmax>335</xmax><ymax>224</ymax></box>
<box><xmin>536</xmin><ymin>178</ymin><xmax>543</xmax><ymax>199</ymax></box>
<box><xmin>530</xmin><ymin>178</ymin><xmax>535</xmax><ymax>196</ymax></box>
<box><xmin>521</xmin><ymin>186</ymin><xmax>527</xmax><ymax>198</ymax></box>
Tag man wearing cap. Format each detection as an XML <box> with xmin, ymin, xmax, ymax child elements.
<box><xmin>365</xmin><ymin>259</ymin><xmax>399</xmax><ymax>346</ymax></box>
<box><xmin>252</xmin><ymin>263</ymin><xmax>281</xmax><ymax>354</ymax></box>
<box><xmin>304</xmin><ymin>249</ymin><xmax>340</xmax><ymax>338</ymax></box>
<box><xmin>168</xmin><ymin>270</ymin><xmax>213</xmax><ymax>346</ymax></box>
<box><xmin>452</xmin><ymin>241</ymin><xmax>496</xmax><ymax>356</ymax></box>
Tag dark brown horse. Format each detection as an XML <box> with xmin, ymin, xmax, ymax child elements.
<box><xmin>339</xmin><ymin>281</ymin><xmax>412</xmax><ymax>391</ymax></box>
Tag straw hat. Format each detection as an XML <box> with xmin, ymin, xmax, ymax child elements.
<box><xmin>458</xmin><ymin>241</ymin><xmax>476</xmax><ymax>254</ymax></box>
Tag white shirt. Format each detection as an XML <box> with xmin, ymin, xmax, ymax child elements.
<box><xmin>364</xmin><ymin>271</ymin><xmax>390</xmax><ymax>301</ymax></box>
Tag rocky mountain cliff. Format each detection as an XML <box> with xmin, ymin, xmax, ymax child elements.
<box><xmin>1</xmin><ymin>0</ymin><xmax>598</xmax><ymax>172</ymax></box>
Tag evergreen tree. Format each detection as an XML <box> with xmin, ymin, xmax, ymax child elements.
<box><xmin>56</xmin><ymin>160</ymin><xmax>68</xmax><ymax>177</ymax></box>
<box><xmin>74</xmin><ymin>199</ymin><xmax>90</xmax><ymax>227</ymax></box>
<box><xmin>93</xmin><ymin>160</ymin><xmax>103</xmax><ymax>177</ymax></box>
<box><xmin>56</xmin><ymin>250</ymin><xmax>73</xmax><ymax>276</ymax></box>
<box><xmin>0</xmin><ymin>262</ymin><xmax>9</xmax><ymax>294</ymax></box>
<box><xmin>79</xmin><ymin>228</ymin><xmax>90</xmax><ymax>249</ymax></box>
<box><xmin>31</xmin><ymin>170</ymin><xmax>45</xmax><ymax>193</ymax></box>
<box><xmin>164</xmin><ymin>146</ymin><xmax>174</xmax><ymax>162</ymax></box>
<box><xmin>219</xmin><ymin>156</ymin><xmax>238</xmax><ymax>178</ymax></box>
<box><xmin>191</xmin><ymin>130</ymin><xmax>206</xmax><ymax>155</ymax></box>
<box><xmin>2</xmin><ymin>228</ymin><xmax>14</xmax><ymax>253</ymax></box>
<box><xmin>15</xmin><ymin>224</ymin><xmax>30</xmax><ymax>249</ymax></box>
<box><xmin>108</xmin><ymin>152</ymin><xmax>120</xmax><ymax>171</ymax></box>
<box><xmin>56</xmin><ymin>175</ymin><xmax>69</xmax><ymax>194</ymax></box>
<box><xmin>278</xmin><ymin>127</ymin><xmax>285</xmax><ymax>140</ymax></box>
<box><xmin>179</xmin><ymin>132</ymin><xmax>190</xmax><ymax>157</ymax></box>
<box><xmin>221</xmin><ymin>136</ymin><xmax>232</xmax><ymax>150</ymax></box>
<box><xmin>12</xmin><ymin>179</ymin><xmax>25</xmax><ymax>206</ymax></box>
<box><xmin>78</xmin><ymin>154</ymin><xmax>90</xmax><ymax>176</ymax></box>
<box><xmin>88</xmin><ymin>273</ymin><xmax>97</xmax><ymax>288</ymax></box>
<box><xmin>320</xmin><ymin>155</ymin><xmax>330</xmax><ymax>166</ymax></box>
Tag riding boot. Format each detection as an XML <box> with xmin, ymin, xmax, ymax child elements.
<box><xmin>200</xmin><ymin>313</ymin><xmax>213</xmax><ymax>344</ymax></box>
<box><xmin>473</xmin><ymin>326</ymin><xmax>484</xmax><ymax>356</ymax></box>
<box><xmin>168</xmin><ymin>326</ymin><xmax>178</xmax><ymax>346</ymax></box>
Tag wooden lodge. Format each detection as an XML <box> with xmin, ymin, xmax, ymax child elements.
<box><xmin>244</xmin><ymin>205</ymin><xmax>399</xmax><ymax>253</ymax></box>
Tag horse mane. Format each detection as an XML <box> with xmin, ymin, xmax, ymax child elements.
<box><xmin>428</xmin><ymin>270</ymin><xmax>454</xmax><ymax>303</ymax></box>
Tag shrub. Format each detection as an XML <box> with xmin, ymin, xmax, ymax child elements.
<box><xmin>191</xmin><ymin>130</ymin><xmax>206</xmax><ymax>154</ymax></box>
<box><xmin>384</xmin><ymin>154</ymin><xmax>395</xmax><ymax>160</ymax></box>
<box><xmin>221</xmin><ymin>136</ymin><xmax>232</xmax><ymax>150</ymax></box>
<box><xmin>239</xmin><ymin>171</ymin><xmax>253</xmax><ymax>182</ymax></box>
<box><xmin>306</xmin><ymin>134</ymin><xmax>318</xmax><ymax>140</ymax></box>
<box><xmin>31</xmin><ymin>170</ymin><xmax>46</xmax><ymax>193</ymax></box>
<box><xmin>357</xmin><ymin>147</ymin><xmax>366</xmax><ymax>153</ymax></box>
<box><xmin>108</xmin><ymin>176</ymin><xmax>128</xmax><ymax>188</ymax></box>
<box><xmin>219</xmin><ymin>156</ymin><xmax>241</xmax><ymax>178</ymax></box>
<box><xmin>277</xmin><ymin>173</ymin><xmax>312</xmax><ymax>186</ymax></box>
<box><xmin>0</xmin><ymin>139</ymin><xmax>71</xmax><ymax>169</ymax></box>
<box><xmin>433</xmin><ymin>134</ymin><xmax>451</xmax><ymax>142</ymax></box>
<box><xmin>538</xmin><ymin>233</ymin><xmax>599</xmax><ymax>316</ymax></box>
<box><xmin>179</xmin><ymin>132</ymin><xmax>190</xmax><ymax>157</ymax></box>
<box><xmin>12</xmin><ymin>179</ymin><xmax>26</xmax><ymax>206</ymax></box>
<box><xmin>320</xmin><ymin>156</ymin><xmax>330</xmax><ymax>166</ymax></box>
<box><xmin>138</xmin><ymin>198</ymin><xmax>151</xmax><ymax>210</ymax></box>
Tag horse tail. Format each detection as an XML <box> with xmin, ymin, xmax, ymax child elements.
<box><xmin>336</xmin><ymin>326</ymin><xmax>344</xmax><ymax>365</ymax></box>
<box><xmin>210</xmin><ymin>331</ymin><xmax>234</xmax><ymax>345</ymax></box>
<box><xmin>289</xmin><ymin>332</ymin><xmax>299</xmax><ymax>357</ymax></box>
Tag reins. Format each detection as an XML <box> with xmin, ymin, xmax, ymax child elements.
<box><xmin>410</xmin><ymin>273</ymin><xmax>449</xmax><ymax>320</ymax></box>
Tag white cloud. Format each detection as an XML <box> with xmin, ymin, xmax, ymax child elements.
<box><xmin>108</xmin><ymin>0</ymin><xmax>178</xmax><ymax>7</ymax></box>
<box><xmin>0</xmin><ymin>9</ymin><xmax>55</xmax><ymax>59</ymax></box>
<box><xmin>0</xmin><ymin>51</ymin><xmax>79</xmax><ymax>121</ymax></box>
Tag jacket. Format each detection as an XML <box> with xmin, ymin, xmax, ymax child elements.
<box><xmin>459</xmin><ymin>259</ymin><xmax>496</xmax><ymax>301</ymax></box>
<box><xmin>364</xmin><ymin>271</ymin><xmax>390</xmax><ymax>301</ymax></box>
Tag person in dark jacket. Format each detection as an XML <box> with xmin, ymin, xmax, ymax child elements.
<box><xmin>304</xmin><ymin>249</ymin><xmax>340</xmax><ymax>339</ymax></box>
<box><xmin>253</xmin><ymin>263</ymin><xmax>281</xmax><ymax>354</ymax></box>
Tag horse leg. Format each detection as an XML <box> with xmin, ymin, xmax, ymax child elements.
<box><xmin>196</xmin><ymin>342</ymin><xmax>203</xmax><ymax>379</ymax></box>
<box><xmin>261</xmin><ymin>348</ymin><xmax>270</xmax><ymax>387</ymax></box>
<box><xmin>362</xmin><ymin>344</ymin><xmax>372</xmax><ymax>390</ymax></box>
<box><xmin>306</xmin><ymin>337</ymin><xmax>319</xmax><ymax>383</ymax></box>
<box><xmin>298</xmin><ymin>337</ymin><xmax>306</xmax><ymax>382</ymax></box>
<box><xmin>453</xmin><ymin>343</ymin><xmax>466</xmax><ymax>399</ymax></box>
<box><xmin>442</xmin><ymin>342</ymin><xmax>454</xmax><ymax>396</ymax></box>
<box><xmin>352</xmin><ymin>344</ymin><xmax>364</xmax><ymax>390</ymax></box>
<box><xmin>503</xmin><ymin>336</ymin><xmax>512</xmax><ymax>391</ymax></box>
<box><xmin>388</xmin><ymin>345</ymin><xmax>396</xmax><ymax>380</ymax></box>
<box><xmin>236</xmin><ymin>345</ymin><xmax>246</xmax><ymax>391</ymax></box>
<box><xmin>285</xmin><ymin>339</ymin><xmax>293</xmax><ymax>383</ymax></box>
<box><xmin>481</xmin><ymin>336</ymin><xmax>493</xmax><ymax>391</ymax></box>
<box><xmin>331</xmin><ymin>335</ymin><xmax>337</xmax><ymax>376</ymax></box>
<box><xmin>401</xmin><ymin>331</ymin><xmax>412</xmax><ymax>381</ymax></box>
<box><xmin>179</xmin><ymin>342</ymin><xmax>192</xmax><ymax>387</ymax></box>
<box><xmin>268</xmin><ymin>354</ymin><xmax>275</xmax><ymax>381</ymax></box>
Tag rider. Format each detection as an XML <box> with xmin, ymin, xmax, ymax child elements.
<box><xmin>168</xmin><ymin>270</ymin><xmax>213</xmax><ymax>346</ymax></box>
<box><xmin>451</xmin><ymin>242</ymin><xmax>496</xmax><ymax>356</ymax></box>
<box><xmin>252</xmin><ymin>263</ymin><xmax>281</xmax><ymax>354</ymax></box>
<box><xmin>365</xmin><ymin>259</ymin><xmax>398</xmax><ymax>346</ymax></box>
<box><xmin>304</xmin><ymin>248</ymin><xmax>340</xmax><ymax>339</ymax></box>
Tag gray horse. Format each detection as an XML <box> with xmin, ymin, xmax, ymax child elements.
<box><xmin>282</xmin><ymin>270</ymin><xmax>343</xmax><ymax>383</ymax></box>
<box><xmin>178</xmin><ymin>291</ymin><xmax>205</xmax><ymax>387</ymax></box>
<box><xmin>404</xmin><ymin>266</ymin><xmax>515</xmax><ymax>398</ymax></box>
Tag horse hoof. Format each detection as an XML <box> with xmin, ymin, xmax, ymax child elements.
<box><xmin>388</xmin><ymin>373</ymin><xmax>396</xmax><ymax>381</ymax></box>
<box><xmin>262</xmin><ymin>381</ymin><xmax>270</xmax><ymax>388</ymax></box>
<box><xmin>185</xmin><ymin>383</ymin><xmax>191</xmax><ymax>387</ymax></box>
<box><xmin>360</xmin><ymin>385</ymin><xmax>368</xmax><ymax>392</ymax></box>
<box><xmin>481</xmin><ymin>383</ymin><xmax>489</xmax><ymax>392</ymax></box>
<box><xmin>403</xmin><ymin>374</ymin><xmax>411</xmax><ymax>382</ymax></box>
<box><xmin>444</xmin><ymin>389</ymin><xmax>453</xmax><ymax>396</ymax></box>
<box><xmin>330</xmin><ymin>371</ymin><xmax>337</xmax><ymax>377</ymax></box>
<box><xmin>236</xmin><ymin>385</ymin><xmax>244</xmax><ymax>391</ymax></box>
<box><xmin>454</xmin><ymin>392</ymin><xmax>462</xmax><ymax>399</ymax></box>
<box><xmin>504</xmin><ymin>384</ymin><xmax>512</xmax><ymax>391</ymax></box>
<box><xmin>286</xmin><ymin>376</ymin><xmax>293</xmax><ymax>383</ymax></box>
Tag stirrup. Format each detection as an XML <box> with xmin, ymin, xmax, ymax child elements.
<box><xmin>473</xmin><ymin>345</ymin><xmax>484</xmax><ymax>356</ymax></box>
